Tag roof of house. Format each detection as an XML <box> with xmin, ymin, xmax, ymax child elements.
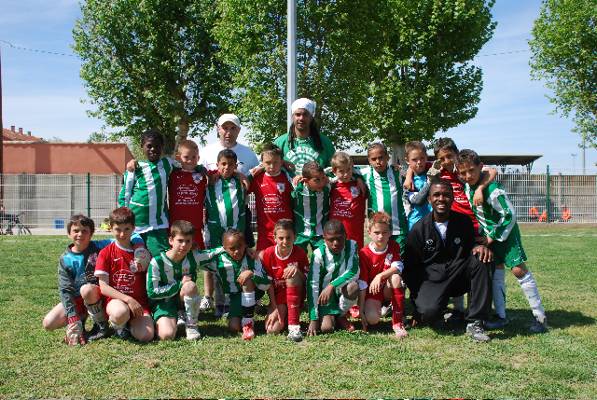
<box><xmin>2</xmin><ymin>127</ymin><xmax>44</xmax><ymax>142</ymax></box>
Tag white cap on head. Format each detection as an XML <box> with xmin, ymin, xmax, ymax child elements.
<box><xmin>217</xmin><ymin>113</ymin><xmax>241</xmax><ymax>128</ymax></box>
<box><xmin>291</xmin><ymin>98</ymin><xmax>316</xmax><ymax>116</ymax></box>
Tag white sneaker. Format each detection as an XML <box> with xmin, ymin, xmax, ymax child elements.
<box><xmin>186</xmin><ymin>324</ymin><xmax>201</xmax><ymax>340</ymax></box>
<box><xmin>380</xmin><ymin>304</ymin><xmax>392</xmax><ymax>317</ymax></box>
<box><xmin>199</xmin><ymin>296</ymin><xmax>213</xmax><ymax>312</ymax></box>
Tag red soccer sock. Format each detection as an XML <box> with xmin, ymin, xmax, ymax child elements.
<box><xmin>391</xmin><ymin>287</ymin><xmax>405</xmax><ymax>326</ymax></box>
<box><xmin>286</xmin><ymin>285</ymin><xmax>302</xmax><ymax>326</ymax></box>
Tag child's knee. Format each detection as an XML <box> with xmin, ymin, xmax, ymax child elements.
<box><xmin>511</xmin><ymin>264</ymin><xmax>528</xmax><ymax>278</ymax></box>
<box><xmin>107</xmin><ymin>301</ymin><xmax>130</xmax><ymax>325</ymax></box>
<box><xmin>42</xmin><ymin>314</ymin><xmax>56</xmax><ymax>331</ymax></box>
<box><xmin>343</xmin><ymin>282</ymin><xmax>359</xmax><ymax>299</ymax></box>
<box><xmin>321</xmin><ymin>316</ymin><xmax>335</xmax><ymax>333</ymax></box>
<box><xmin>80</xmin><ymin>284</ymin><xmax>101</xmax><ymax>303</ymax></box>
<box><xmin>389</xmin><ymin>274</ymin><xmax>402</xmax><ymax>288</ymax></box>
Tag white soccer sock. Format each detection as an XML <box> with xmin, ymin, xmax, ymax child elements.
<box><xmin>517</xmin><ymin>271</ymin><xmax>546</xmax><ymax>323</ymax></box>
<box><xmin>241</xmin><ymin>292</ymin><xmax>256</xmax><ymax>307</ymax></box>
<box><xmin>109</xmin><ymin>320</ymin><xmax>126</xmax><ymax>332</ymax></box>
<box><xmin>493</xmin><ymin>268</ymin><xmax>507</xmax><ymax>319</ymax></box>
<box><xmin>184</xmin><ymin>295</ymin><xmax>200</xmax><ymax>326</ymax></box>
<box><xmin>338</xmin><ymin>294</ymin><xmax>357</xmax><ymax>313</ymax></box>
<box><xmin>451</xmin><ymin>295</ymin><xmax>466</xmax><ymax>313</ymax></box>
<box><xmin>86</xmin><ymin>300</ymin><xmax>107</xmax><ymax>324</ymax></box>
<box><xmin>288</xmin><ymin>324</ymin><xmax>301</xmax><ymax>333</ymax></box>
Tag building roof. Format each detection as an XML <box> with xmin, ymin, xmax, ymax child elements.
<box><xmin>2</xmin><ymin>127</ymin><xmax>44</xmax><ymax>142</ymax></box>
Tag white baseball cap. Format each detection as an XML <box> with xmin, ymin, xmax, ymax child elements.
<box><xmin>217</xmin><ymin>113</ymin><xmax>241</xmax><ymax>128</ymax></box>
<box><xmin>291</xmin><ymin>98</ymin><xmax>316</xmax><ymax>116</ymax></box>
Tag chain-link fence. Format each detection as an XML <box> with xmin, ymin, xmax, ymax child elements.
<box><xmin>1</xmin><ymin>171</ymin><xmax>595</xmax><ymax>231</ymax></box>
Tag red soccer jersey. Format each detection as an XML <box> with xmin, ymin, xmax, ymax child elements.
<box><xmin>168</xmin><ymin>168</ymin><xmax>207</xmax><ymax>248</ymax></box>
<box><xmin>94</xmin><ymin>242</ymin><xmax>150</xmax><ymax>309</ymax></box>
<box><xmin>261</xmin><ymin>244</ymin><xmax>309</xmax><ymax>281</ymax></box>
<box><xmin>330</xmin><ymin>180</ymin><xmax>366</xmax><ymax>249</ymax></box>
<box><xmin>249</xmin><ymin>172</ymin><xmax>294</xmax><ymax>251</ymax></box>
<box><xmin>358</xmin><ymin>241</ymin><xmax>403</xmax><ymax>285</ymax></box>
<box><xmin>439</xmin><ymin>168</ymin><xmax>479</xmax><ymax>232</ymax></box>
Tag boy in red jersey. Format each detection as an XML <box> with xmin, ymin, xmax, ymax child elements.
<box><xmin>329</xmin><ymin>152</ymin><xmax>366</xmax><ymax>249</ymax></box>
<box><xmin>248</xmin><ymin>144</ymin><xmax>295</xmax><ymax>251</ymax></box>
<box><xmin>95</xmin><ymin>207</ymin><xmax>154</xmax><ymax>342</ymax></box>
<box><xmin>168</xmin><ymin>140</ymin><xmax>208</xmax><ymax>249</ymax></box>
<box><xmin>358</xmin><ymin>212</ymin><xmax>407</xmax><ymax>338</ymax></box>
<box><xmin>259</xmin><ymin>219</ymin><xmax>309</xmax><ymax>342</ymax></box>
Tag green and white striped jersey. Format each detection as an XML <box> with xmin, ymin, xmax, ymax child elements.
<box><xmin>465</xmin><ymin>181</ymin><xmax>517</xmax><ymax>242</ymax></box>
<box><xmin>210</xmin><ymin>251</ymin><xmax>271</xmax><ymax>294</ymax></box>
<box><xmin>356</xmin><ymin>166</ymin><xmax>407</xmax><ymax>237</ymax></box>
<box><xmin>118</xmin><ymin>157</ymin><xmax>178</xmax><ymax>233</ymax></box>
<box><xmin>292</xmin><ymin>182</ymin><xmax>330</xmax><ymax>239</ymax></box>
<box><xmin>307</xmin><ymin>239</ymin><xmax>360</xmax><ymax>320</ymax></box>
<box><xmin>146</xmin><ymin>248</ymin><xmax>224</xmax><ymax>300</ymax></box>
<box><xmin>205</xmin><ymin>176</ymin><xmax>246</xmax><ymax>233</ymax></box>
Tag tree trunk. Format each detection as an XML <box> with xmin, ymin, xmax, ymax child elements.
<box><xmin>390</xmin><ymin>142</ymin><xmax>405</xmax><ymax>171</ymax></box>
<box><xmin>173</xmin><ymin>117</ymin><xmax>190</xmax><ymax>155</ymax></box>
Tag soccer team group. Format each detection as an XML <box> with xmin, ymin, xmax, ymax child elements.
<box><xmin>42</xmin><ymin>98</ymin><xmax>547</xmax><ymax>345</ymax></box>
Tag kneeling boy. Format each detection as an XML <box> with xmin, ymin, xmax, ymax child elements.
<box><xmin>259</xmin><ymin>219</ymin><xmax>309</xmax><ymax>342</ymax></box>
<box><xmin>307</xmin><ymin>219</ymin><xmax>360</xmax><ymax>336</ymax></box>
<box><xmin>147</xmin><ymin>220</ymin><xmax>224</xmax><ymax>340</ymax></box>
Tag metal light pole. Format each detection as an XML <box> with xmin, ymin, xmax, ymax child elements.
<box><xmin>571</xmin><ymin>153</ymin><xmax>577</xmax><ymax>174</ymax></box>
<box><xmin>287</xmin><ymin>0</ymin><xmax>297</xmax><ymax>131</ymax></box>
<box><xmin>0</xmin><ymin>46</ymin><xmax>4</xmax><ymax>209</ymax></box>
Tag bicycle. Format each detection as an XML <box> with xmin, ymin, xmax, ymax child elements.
<box><xmin>0</xmin><ymin>212</ymin><xmax>32</xmax><ymax>235</ymax></box>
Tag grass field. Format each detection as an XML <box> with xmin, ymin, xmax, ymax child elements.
<box><xmin>0</xmin><ymin>224</ymin><xmax>595</xmax><ymax>398</ymax></box>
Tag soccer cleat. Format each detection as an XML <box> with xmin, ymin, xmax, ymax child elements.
<box><xmin>242</xmin><ymin>321</ymin><xmax>255</xmax><ymax>341</ymax></box>
<box><xmin>392</xmin><ymin>323</ymin><xmax>408</xmax><ymax>339</ymax></box>
<box><xmin>287</xmin><ymin>326</ymin><xmax>303</xmax><ymax>342</ymax></box>
<box><xmin>114</xmin><ymin>327</ymin><xmax>132</xmax><ymax>341</ymax></box>
<box><xmin>529</xmin><ymin>317</ymin><xmax>548</xmax><ymax>334</ymax></box>
<box><xmin>466</xmin><ymin>320</ymin><xmax>491</xmax><ymax>342</ymax></box>
<box><xmin>199</xmin><ymin>296</ymin><xmax>214</xmax><ymax>312</ymax></box>
<box><xmin>484</xmin><ymin>317</ymin><xmax>509</xmax><ymax>330</ymax></box>
<box><xmin>349</xmin><ymin>305</ymin><xmax>360</xmax><ymax>319</ymax></box>
<box><xmin>185</xmin><ymin>324</ymin><xmax>201</xmax><ymax>340</ymax></box>
<box><xmin>336</xmin><ymin>316</ymin><xmax>355</xmax><ymax>332</ymax></box>
<box><xmin>176</xmin><ymin>310</ymin><xmax>186</xmax><ymax>328</ymax></box>
<box><xmin>380</xmin><ymin>303</ymin><xmax>392</xmax><ymax>317</ymax></box>
<box><xmin>86</xmin><ymin>322</ymin><xmax>113</xmax><ymax>341</ymax></box>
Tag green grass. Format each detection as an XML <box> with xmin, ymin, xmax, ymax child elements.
<box><xmin>0</xmin><ymin>225</ymin><xmax>596</xmax><ymax>398</ymax></box>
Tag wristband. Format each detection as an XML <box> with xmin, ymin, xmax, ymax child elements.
<box><xmin>67</xmin><ymin>315</ymin><xmax>80</xmax><ymax>325</ymax></box>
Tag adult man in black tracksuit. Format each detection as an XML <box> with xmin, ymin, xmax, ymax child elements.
<box><xmin>403</xmin><ymin>179</ymin><xmax>493</xmax><ymax>342</ymax></box>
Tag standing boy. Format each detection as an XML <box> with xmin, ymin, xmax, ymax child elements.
<box><xmin>403</xmin><ymin>141</ymin><xmax>432</xmax><ymax>230</ymax></box>
<box><xmin>457</xmin><ymin>149</ymin><xmax>548</xmax><ymax>333</ymax></box>
<box><xmin>95</xmin><ymin>207</ymin><xmax>154</xmax><ymax>342</ymax></box>
<box><xmin>329</xmin><ymin>152</ymin><xmax>366</xmax><ymax>249</ymax></box>
<box><xmin>292</xmin><ymin>161</ymin><xmax>330</xmax><ymax>252</ymax></box>
<box><xmin>307</xmin><ymin>220</ymin><xmax>360</xmax><ymax>336</ymax></box>
<box><xmin>248</xmin><ymin>144</ymin><xmax>294</xmax><ymax>251</ymax></box>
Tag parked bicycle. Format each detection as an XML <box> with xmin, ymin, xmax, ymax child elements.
<box><xmin>0</xmin><ymin>212</ymin><xmax>32</xmax><ymax>235</ymax></box>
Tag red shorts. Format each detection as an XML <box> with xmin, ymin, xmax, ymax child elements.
<box><xmin>365</xmin><ymin>290</ymin><xmax>386</xmax><ymax>303</ymax></box>
<box><xmin>106</xmin><ymin>298</ymin><xmax>151</xmax><ymax>316</ymax></box>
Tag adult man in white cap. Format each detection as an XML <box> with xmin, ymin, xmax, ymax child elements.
<box><xmin>274</xmin><ymin>98</ymin><xmax>335</xmax><ymax>174</ymax></box>
<box><xmin>199</xmin><ymin>113</ymin><xmax>260</xmax><ymax>176</ymax></box>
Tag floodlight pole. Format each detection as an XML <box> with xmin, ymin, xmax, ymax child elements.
<box><xmin>287</xmin><ymin>0</ymin><xmax>297</xmax><ymax>131</ymax></box>
<box><xmin>0</xmin><ymin>46</ymin><xmax>4</xmax><ymax>209</ymax></box>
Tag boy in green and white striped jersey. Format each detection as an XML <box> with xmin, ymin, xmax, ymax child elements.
<box><xmin>204</xmin><ymin>149</ymin><xmax>247</xmax><ymax>248</ymax></box>
<box><xmin>292</xmin><ymin>161</ymin><xmax>330</xmax><ymax>252</ymax></box>
<box><xmin>147</xmin><ymin>220</ymin><xmax>224</xmax><ymax>341</ymax></box>
<box><xmin>119</xmin><ymin>129</ymin><xmax>178</xmax><ymax>257</ymax></box>
<box><xmin>307</xmin><ymin>220</ymin><xmax>360</xmax><ymax>336</ymax></box>
<box><xmin>211</xmin><ymin>229</ymin><xmax>271</xmax><ymax>340</ymax></box>
<box><xmin>356</xmin><ymin>143</ymin><xmax>408</xmax><ymax>255</ymax></box>
<box><xmin>458</xmin><ymin>149</ymin><xmax>547</xmax><ymax>333</ymax></box>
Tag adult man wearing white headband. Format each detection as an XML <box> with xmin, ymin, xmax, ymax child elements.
<box><xmin>199</xmin><ymin>113</ymin><xmax>260</xmax><ymax>176</ymax></box>
<box><xmin>274</xmin><ymin>98</ymin><xmax>335</xmax><ymax>174</ymax></box>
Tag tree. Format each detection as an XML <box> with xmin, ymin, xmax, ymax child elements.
<box><xmin>73</xmin><ymin>0</ymin><xmax>232</xmax><ymax>153</ymax></box>
<box><xmin>214</xmin><ymin>0</ymin><xmax>495</xmax><ymax>153</ymax></box>
<box><xmin>529</xmin><ymin>0</ymin><xmax>597</xmax><ymax>148</ymax></box>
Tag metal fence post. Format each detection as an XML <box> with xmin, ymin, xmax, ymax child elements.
<box><xmin>546</xmin><ymin>165</ymin><xmax>551</xmax><ymax>223</ymax></box>
<box><xmin>87</xmin><ymin>173</ymin><xmax>91</xmax><ymax>218</ymax></box>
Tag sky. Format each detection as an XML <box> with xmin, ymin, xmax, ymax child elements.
<box><xmin>0</xmin><ymin>0</ymin><xmax>595</xmax><ymax>174</ymax></box>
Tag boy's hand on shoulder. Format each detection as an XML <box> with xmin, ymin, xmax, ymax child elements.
<box><xmin>307</xmin><ymin>320</ymin><xmax>319</xmax><ymax>336</ymax></box>
<box><xmin>237</xmin><ymin>270</ymin><xmax>254</xmax><ymax>286</ymax></box>
<box><xmin>208</xmin><ymin>171</ymin><xmax>221</xmax><ymax>186</ymax></box>
<box><xmin>472</xmin><ymin>245</ymin><xmax>493</xmax><ymax>263</ymax></box>
<box><xmin>472</xmin><ymin>187</ymin><xmax>485</xmax><ymax>206</ymax></box>
<box><xmin>283</xmin><ymin>160</ymin><xmax>295</xmax><ymax>172</ymax></box>
<box><xmin>292</xmin><ymin>175</ymin><xmax>304</xmax><ymax>187</ymax></box>
<box><xmin>250</xmin><ymin>165</ymin><xmax>265</xmax><ymax>177</ymax></box>
<box><xmin>133</xmin><ymin>247</ymin><xmax>151</xmax><ymax>272</ymax></box>
<box><xmin>427</xmin><ymin>160</ymin><xmax>442</xmax><ymax>177</ymax></box>
<box><xmin>126</xmin><ymin>159</ymin><xmax>137</xmax><ymax>173</ymax></box>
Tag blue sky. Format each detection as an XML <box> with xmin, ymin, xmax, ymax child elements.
<box><xmin>1</xmin><ymin>0</ymin><xmax>594</xmax><ymax>174</ymax></box>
